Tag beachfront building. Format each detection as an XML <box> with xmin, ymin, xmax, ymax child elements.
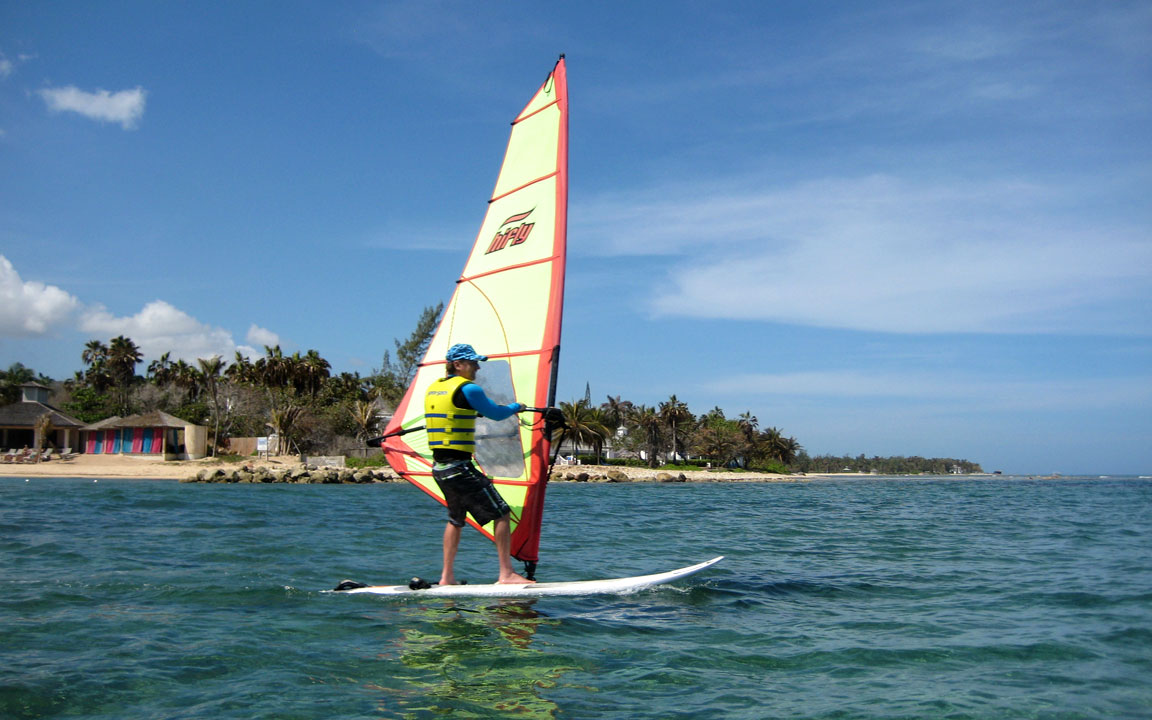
<box><xmin>80</xmin><ymin>411</ymin><xmax>208</xmax><ymax>460</ymax></box>
<box><xmin>0</xmin><ymin>382</ymin><xmax>85</xmax><ymax>453</ymax></box>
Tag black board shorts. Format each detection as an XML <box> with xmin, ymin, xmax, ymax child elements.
<box><xmin>431</xmin><ymin>459</ymin><xmax>512</xmax><ymax>528</ymax></box>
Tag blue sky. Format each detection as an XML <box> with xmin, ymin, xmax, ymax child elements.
<box><xmin>2</xmin><ymin>1</ymin><xmax>1149</xmax><ymax>474</ymax></box>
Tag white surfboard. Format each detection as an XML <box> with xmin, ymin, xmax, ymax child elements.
<box><xmin>334</xmin><ymin>556</ymin><xmax>723</xmax><ymax>598</ymax></box>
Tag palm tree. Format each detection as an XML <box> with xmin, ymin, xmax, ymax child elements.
<box><xmin>629</xmin><ymin>404</ymin><xmax>664</xmax><ymax>468</ymax></box>
<box><xmin>601</xmin><ymin>395</ymin><xmax>632</xmax><ymax>435</ymax></box>
<box><xmin>172</xmin><ymin>360</ymin><xmax>201</xmax><ymax>402</ymax></box>
<box><xmin>301</xmin><ymin>349</ymin><xmax>331</xmax><ymax>397</ymax></box>
<box><xmin>284</xmin><ymin>351</ymin><xmax>308</xmax><ymax>395</ymax></box>
<box><xmin>737</xmin><ymin>412</ymin><xmax>759</xmax><ymax>441</ymax></box>
<box><xmin>82</xmin><ymin>340</ymin><xmax>108</xmax><ymax>368</ymax></box>
<box><xmin>659</xmin><ymin>395</ymin><xmax>693</xmax><ymax>463</ymax></box>
<box><xmin>198</xmin><ymin>356</ymin><xmax>225</xmax><ymax>456</ymax></box>
<box><xmin>107</xmin><ymin>336</ymin><xmax>141</xmax><ymax>380</ymax></box>
<box><xmin>349</xmin><ymin>399</ymin><xmax>378</xmax><ymax>442</ymax></box>
<box><xmin>268</xmin><ymin>404</ymin><xmax>303</xmax><ymax>455</ymax></box>
<box><xmin>558</xmin><ymin>398</ymin><xmax>610</xmax><ymax>463</ymax></box>
<box><xmin>586</xmin><ymin>407</ymin><xmax>614</xmax><ymax>464</ymax></box>
<box><xmin>249</xmin><ymin>346</ymin><xmax>312</xmax><ymax>448</ymax></box>
<box><xmin>737</xmin><ymin>412</ymin><xmax>760</xmax><ymax>468</ymax></box>
<box><xmin>147</xmin><ymin>352</ymin><xmax>174</xmax><ymax>385</ymax></box>
<box><xmin>256</xmin><ymin>345</ymin><xmax>289</xmax><ymax>389</ymax></box>
<box><xmin>761</xmin><ymin>426</ymin><xmax>785</xmax><ymax>462</ymax></box>
<box><xmin>702</xmin><ymin>406</ymin><xmax>726</xmax><ymax>423</ymax></box>
<box><xmin>248</xmin><ymin>345</ymin><xmax>297</xmax><ymax>412</ymax></box>
<box><xmin>80</xmin><ymin>340</ymin><xmax>112</xmax><ymax>392</ymax></box>
<box><xmin>327</xmin><ymin>372</ymin><xmax>367</xmax><ymax>402</ymax></box>
<box><xmin>777</xmin><ymin>435</ymin><xmax>802</xmax><ymax>465</ymax></box>
<box><xmin>107</xmin><ymin>336</ymin><xmax>142</xmax><ymax>415</ymax></box>
<box><xmin>226</xmin><ymin>351</ymin><xmax>254</xmax><ymax>384</ymax></box>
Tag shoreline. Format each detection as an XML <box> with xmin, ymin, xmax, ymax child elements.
<box><xmin>0</xmin><ymin>454</ymin><xmax>294</xmax><ymax>480</ymax></box>
<box><xmin>0</xmin><ymin>454</ymin><xmax>833</xmax><ymax>483</ymax></box>
<box><xmin>1</xmin><ymin>455</ymin><xmax>1022</xmax><ymax>482</ymax></box>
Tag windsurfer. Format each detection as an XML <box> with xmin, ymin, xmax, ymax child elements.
<box><xmin>425</xmin><ymin>343</ymin><xmax>534</xmax><ymax>585</ymax></box>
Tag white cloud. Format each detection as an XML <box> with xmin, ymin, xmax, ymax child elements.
<box><xmin>0</xmin><ymin>50</ymin><xmax>34</xmax><ymax>78</ymax></box>
<box><xmin>1</xmin><ymin>256</ymin><xmax>280</xmax><ymax>366</ymax></box>
<box><xmin>703</xmin><ymin>369</ymin><xmax>1152</xmax><ymax>414</ymax></box>
<box><xmin>577</xmin><ymin>174</ymin><xmax>1152</xmax><ymax>335</ymax></box>
<box><xmin>37</xmin><ymin>85</ymin><xmax>147</xmax><ymax>130</ymax></box>
<box><xmin>246</xmin><ymin>324</ymin><xmax>280</xmax><ymax>348</ymax></box>
<box><xmin>0</xmin><ymin>255</ymin><xmax>81</xmax><ymax>335</ymax></box>
<box><xmin>79</xmin><ymin>300</ymin><xmax>257</xmax><ymax>364</ymax></box>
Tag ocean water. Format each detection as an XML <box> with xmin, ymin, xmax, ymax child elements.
<box><xmin>2</xmin><ymin>477</ymin><xmax>1150</xmax><ymax>719</ymax></box>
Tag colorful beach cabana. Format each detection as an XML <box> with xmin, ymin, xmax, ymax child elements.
<box><xmin>81</xmin><ymin>411</ymin><xmax>207</xmax><ymax>460</ymax></box>
<box><xmin>81</xmin><ymin>416</ymin><xmax>123</xmax><ymax>454</ymax></box>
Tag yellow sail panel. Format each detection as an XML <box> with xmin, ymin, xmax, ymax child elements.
<box><xmin>492</xmin><ymin>85</ymin><xmax>562</xmax><ymax>200</ymax></box>
<box><xmin>445</xmin><ymin>265</ymin><xmax>554</xmax><ymax>354</ymax></box>
<box><xmin>516</xmin><ymin>70</ymin><xmax>562</xmax><ymax>121</ymax></box>
<box><xmin>464</xmin><ymin>177</ymin><xmax>558</xmax><ymax>277</ymax></box>
<box><xmin>383</xmin><ymin>57</ymin><xmax>567</xmax><ymax>567</ymax></box>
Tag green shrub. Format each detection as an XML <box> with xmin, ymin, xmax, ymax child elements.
<box><xmin>597</xmin><ymin>457</ymin><xmax>648</xmax><ymax>468</ymax></box>
<box><xmin>749</xmin><ymin>460</ymin><xmax>791</xmax><ymax>474</ymax></box>
<box><xmin>206</xmin><ymin>453</ymin><xmax>246</xmax><ymax>464</ymax></box>
<box><xmin>346</xmin><ymin>454</ymin><xmax>390</xmax><ymax>469</ymax></box>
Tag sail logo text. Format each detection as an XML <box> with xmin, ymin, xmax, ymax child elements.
<box><xmin>486</xmin><ymin>210</ymin><xmax>535</xmax><ymax>254</ymax></box>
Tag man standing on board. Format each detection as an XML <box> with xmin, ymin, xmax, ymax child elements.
<box><xmin>425</xmin><ymin>343</ymin><xmax>534</xmax><ymax>585</ymax></box>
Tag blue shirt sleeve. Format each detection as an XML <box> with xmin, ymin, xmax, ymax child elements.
<box><xmin>460</xmin><ymin>383</ymin><xmax>523</xmax><ymax>420</ymax></box>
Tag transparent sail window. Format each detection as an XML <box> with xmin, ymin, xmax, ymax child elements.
<box><xmin>473</xmin><ymin>359</ymin><xmax>524</xmax><ymax>478</ymax></box>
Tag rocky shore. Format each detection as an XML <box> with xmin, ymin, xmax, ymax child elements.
<box><xmin>180</xmin><ymin>464</ymin><xmax>400</xmax><ymax>484</ymax></box>
<box><xmin>180</xmin><ymin>463</ymin><xmax>808</xmax><ymax>484</ymax></box>
<box><xmin>549</xmin><ymin>465</ymin><xmax>806</xmax><ymax>483</ymax></box>
<box><xmin>1</xmin><ymin>453</ymin><xmax>812</xmax><ymax>483</ymax></box>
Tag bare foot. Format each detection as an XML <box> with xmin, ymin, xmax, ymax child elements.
<box><xmin>438</xmin><ymin>576</ymin><xmax>457</xmax><ymax>586</ymax></box>
<box><xmin>496</xmin><ymin>572</ymin><xmax>535</xmax><ymax>584</ymax></box>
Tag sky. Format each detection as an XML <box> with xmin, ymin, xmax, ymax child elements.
<box><xmin>1</xmin><ymin>1</ymin><xmax>1149</xmax><ymax>475</ymax></box>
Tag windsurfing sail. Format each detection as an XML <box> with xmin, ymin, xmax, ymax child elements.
<box><xmin>382</xmin><ymin>56</ymin><xmax>568</xmax><ymax>571</ymax></box>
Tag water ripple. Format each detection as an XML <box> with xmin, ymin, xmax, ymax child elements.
<box><xmin>2</xmin><ymin>477</ymin><xmax>1150</xmax><ymax>719</ymax></box>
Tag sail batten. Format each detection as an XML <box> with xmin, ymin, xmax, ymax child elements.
<box><xmin>489</xmin><ymin>170</ymin><xmax>561</xmax><ymax>203</ymax></box>
<box><xmin>417</xmin><ymin>348</ymin><xmax>554</xmax><ymax>369</ymax></box>
<box><xmin>382</xmin><ymin>57</ymin><xmax>568</xmax><ymax>567</ymax></box>
<box><xmin>459</xmin><ymin>255</ymin><xmax>563</xmax><ymax>284</ymax></box>
<box><xmin>516</xmin><ymin>99</ymin><xmax>560</xmax><ymax>123</ymax></box>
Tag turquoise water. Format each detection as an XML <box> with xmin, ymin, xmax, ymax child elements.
<box><xmin>2</xmin><ymin>477</ymin><xmax>1150</xmax><ymax>719</ymax></box>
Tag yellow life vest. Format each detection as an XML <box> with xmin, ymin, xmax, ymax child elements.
<box><xmin>424</xmin><ymin>375</ymin><xmax>478</xmax><ymax>454</ymax></box>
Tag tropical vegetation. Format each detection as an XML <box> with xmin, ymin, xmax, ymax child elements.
<box><xmin>2</xmin><ymin>303</ymin><xmax>981</xmax><ymax>473</ymax></box>
<box><xmin>792</xmin><ymin>453</ymin><xmax>983</xmax><ymax>475</ymax></box>
<box><xmin>552</xmin><ymin>399</ymin><xmax>806</xmax><ymax>472</ymax></box>
<box><xmin>0</xmin><ymin>304</ymin><xmax>448</xmax><ymax>457</ymax></box>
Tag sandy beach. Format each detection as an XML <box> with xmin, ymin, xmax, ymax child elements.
<box><xmin>0</xmin><ymin>454</ymin><xmax>815</xmax><ymax>483</ymax></box>
<box><xmin>0</xmin><ymin>454</ymin><xmax>295</xmax><ymax>480</ymax></box>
